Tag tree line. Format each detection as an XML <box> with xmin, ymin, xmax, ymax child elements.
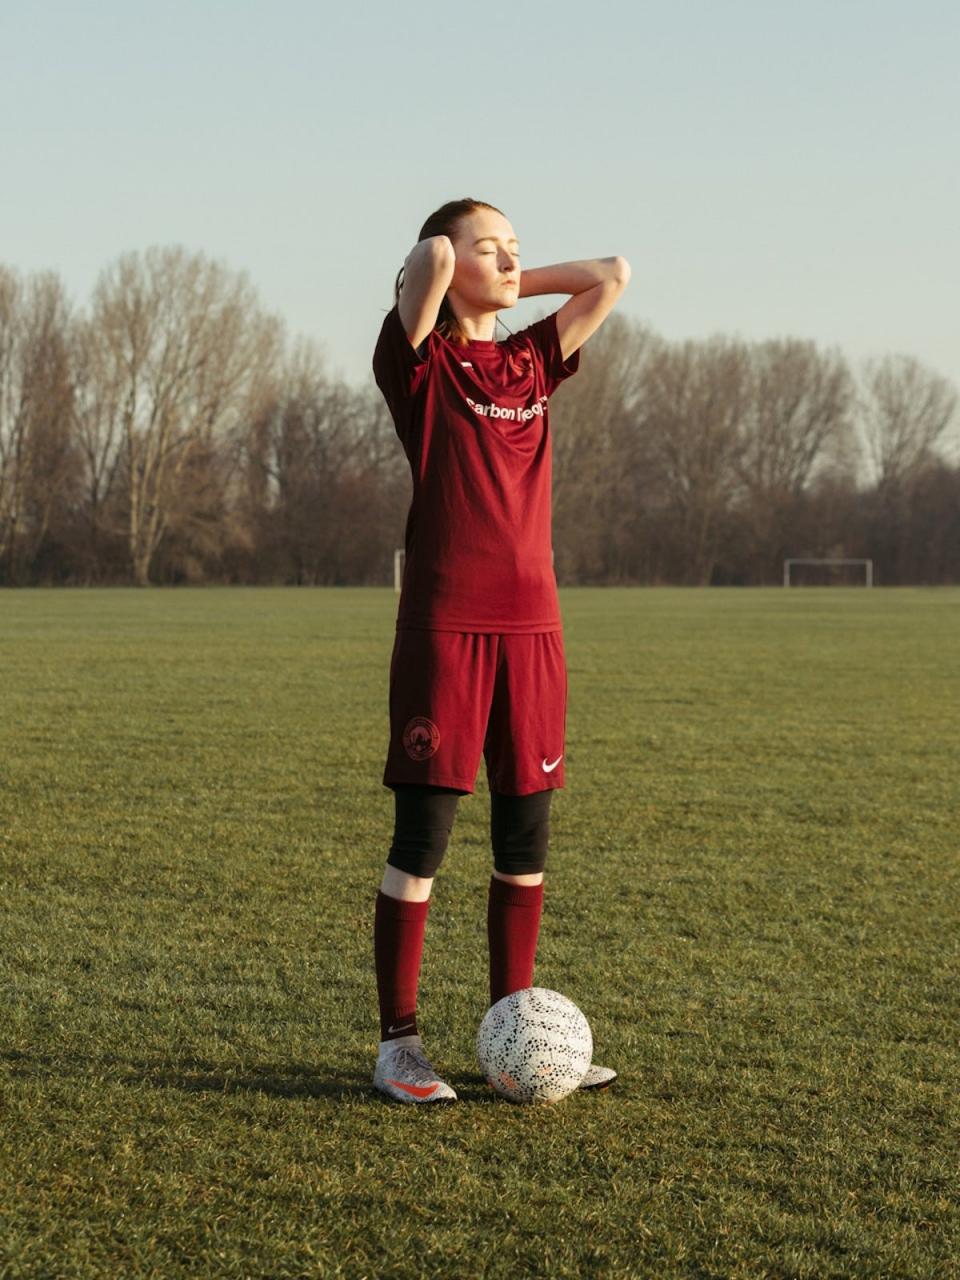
<box><xmin>1</xmin><ymin>247</ymin><xmax>957</xmax><ymax>587</ymax></box>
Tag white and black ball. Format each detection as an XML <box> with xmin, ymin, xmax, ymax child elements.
<box><xmin>477</xmin><ymin>987</ymin><xmax>593</xmax><ymax>1104</ymax></box>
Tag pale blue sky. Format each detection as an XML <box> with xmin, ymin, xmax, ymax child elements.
<box><xmin>2</xmin><ymin>0</ymin><xmax>958</xmax><ymax>392</ymax></box>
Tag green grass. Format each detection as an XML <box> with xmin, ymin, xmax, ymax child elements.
<box><xmin>1</xmin><ymin>586</ymin><xmax>958</xmax><ymax>1278</ymax></box>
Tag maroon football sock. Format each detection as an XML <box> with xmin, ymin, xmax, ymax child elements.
<box><xmin>487</xmin><ymin>877</ymin><xmax>544</xmax><ymax>1005</ymax></box>
<box><xmin>374</xmin><ymin>890</ymin><xmax>430</xmax><ymax>1043</ymax></box>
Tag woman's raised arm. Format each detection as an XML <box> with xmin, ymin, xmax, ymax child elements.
<box><xmin>397</xmin><ymin>236</ymin><xmax>456</xmax><ymax>351</ymax></box>
<box><xmin>519</xmin><ymin>256</ymin><xmax>631</xmax><ymax>360</ymax></box>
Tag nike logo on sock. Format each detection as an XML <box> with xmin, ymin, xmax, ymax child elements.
<box><xmin>542</xmin><ymin>755</ymin><xmax>563</xmax><ymax>772</ymax></box>
<box><xmin>387</xmin><ymin>1022</ymin><xmax>416</xmax><ymax>1035</ymax></box>
<box><xmin>386</xmin><ymin>1079</ymin><xmax>440</xmax><ymax>1099</ymax></box>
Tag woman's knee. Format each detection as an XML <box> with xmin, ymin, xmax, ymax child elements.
<box><xmin>386</xmin><ymin>784</ymin><xmax>462</xmax><ymax>879</ymax></box>
<box><xmin>490</xmin><ymin>789</ymin><xmax>552</xmax><ymax>876</ymax></box>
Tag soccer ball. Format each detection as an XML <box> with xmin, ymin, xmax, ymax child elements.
<box><xmin>477</xmin><ymin>987</ymin><xmax>593</xmax><ymax>1104</ymax></box>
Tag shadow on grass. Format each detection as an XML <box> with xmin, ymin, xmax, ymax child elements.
<box><xmin>1</xmin><ymin>1048</ymin><xmax>371</xmax><ymax>1100</ymax></box>
<box><xmin>2</xmin><ymin>1050</ymin><xmax>521</xmax><ymax>1106</ymax></box>
<box><xmin>447</xmin><ymin>1073</ymin><xmax>509</xmax><ymax>1104</ymax></box>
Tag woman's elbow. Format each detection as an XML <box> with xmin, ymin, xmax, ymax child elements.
<box><xmin>612</xmin><ymin>256</ymin><xmax>632</xmax><ymax>287</ymax></box>
<box><xmin>425</xmin><ymin>235</ymin><xmax>455</xmax><ymax>270</ymax></box>
<box><xmin>406</xmin><ymin>235</ymin><xmax>455</xmax><ymax>273</ymax></box>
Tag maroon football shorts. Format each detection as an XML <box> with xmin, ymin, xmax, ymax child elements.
<box><xmin>383</xmin><ymin>629</ymin><xmax>567</xmax><ymax>796</ymax></box>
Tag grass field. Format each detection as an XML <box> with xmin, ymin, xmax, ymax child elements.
<box><xmin>1</xmin><ymin>586</ymin><xmax>958</xmax><ymax>1278</ymax></box>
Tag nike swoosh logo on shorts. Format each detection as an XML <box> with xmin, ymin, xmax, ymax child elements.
<box><xmin>388</xmin><ymin>1022</ymin><xmax>416</xmax><ymax>1035</ymax></box>
<box><xmin>386</xmin><ymin>1079</ymin><xmax>441</xmax><ymax>1099</ymax></box>
<box><xmin>542</xmin><ymin>756</ymin><xmax>563</xmax><ymax>773</ymax></box>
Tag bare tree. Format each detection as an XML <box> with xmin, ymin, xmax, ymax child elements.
<box><xmin>733</xmin><ymin>340</ymin><xmax>856</xmax><ymax>579</ymax></box>
<box><xmin>642</xmin><ymin>336</ymin><xmax>750</xmax><ymax>584</ymax></box>
<box><xmin>0</xmin><ymin>267</ymin><xmax>26</xmax><ymax>567</ymax></box>
<box><xmin>0</xmin><ymin>267</ymin><xmax>77</xmax><ymax>580</ymax></box>
<box><xmin>550</xmin><ymin>312</ymin><xmax>656</xmax><ymax>581</ymax></box>
<box><xmin>236</xmin><ymin>336</ymin><xmax>407</xmax><ymax>583</ymax></box>
<box><xmin>859</xmin><ymin>354</ymin><xmax>957</xmax><ymax>495</ymax></box>
<box><xmin>851</xmin><ymin>356</ymin><xmax>958</xmax><ymax>583</ymax></box>
<box><xmin>83</xmin><ymin>246</ymin><xmax>283</xmax><ymax>584</ymax></box>
<box><xmin>70</xmin><ymin>308</ymin><xmax>128</xmax><ymax>579</ymax></box>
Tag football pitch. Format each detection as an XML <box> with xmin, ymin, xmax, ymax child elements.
<box><xmin>1</xmin><ymin>586</ymin><xmax>958</xmax><ymax>1278</ymax></box>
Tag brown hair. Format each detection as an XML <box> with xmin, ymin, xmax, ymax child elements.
<box><xmin>393</xmin><ymin>198</ymin><xmax>505</xmax><ymax>346</ymax></box>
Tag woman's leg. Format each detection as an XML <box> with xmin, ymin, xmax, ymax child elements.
<box><xmin>373</xmin><ymin>785</ymin><xmax>462</xmax><ymax>1103</ymax></box>
<box><xmin>485</xmin><ymin>790</ymin><xmax>618</xmax><ymax>1090</ymax></box>
<box><xmin>487</xmin><ymin>789</ymin><xmax>552</xmax><ymax>1005</ymax></box>
<box><xmin>374</xmin><ymin>785</ymin><xmax>459</xmax><ymax>1043</ymax></box>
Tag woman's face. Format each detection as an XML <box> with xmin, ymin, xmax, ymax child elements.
<box><xmin>447</xmin><ymin>208</ymin><xmax>520</xmax><ymax>313</ymax></box>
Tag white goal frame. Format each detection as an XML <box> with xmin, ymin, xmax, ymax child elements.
<box><xmin>783</xmin><ymin>558</ymin><xmax>874</xmax><ymax>587</ymax></box>
<box><xmin>394</xmin><ymin>548</ymin><xmax>405</xmax><ymax>592</ymax></box>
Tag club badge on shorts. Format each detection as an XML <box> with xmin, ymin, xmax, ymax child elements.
<box><xmin>403</xmin><ymin>716</ymin><xmax>440</xmax><ymax>761</ymax></box>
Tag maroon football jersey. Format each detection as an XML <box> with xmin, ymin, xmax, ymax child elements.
<box><xmin>373</xmin><ymin>305</ymin><xmax>580</xmax><ymax>632</ymax></box>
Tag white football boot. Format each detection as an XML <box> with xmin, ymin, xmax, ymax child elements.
<box><xmin>579</xmin><ymin>1064</ymin><xmax>618</xmax><ymax>1090</ymax></box>
<box><xmin>373</xmin><ymin>1035</ymin><xmax>457</xmax><ymax>1104</ymax></box>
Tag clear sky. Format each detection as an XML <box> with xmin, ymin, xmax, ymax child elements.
<box><xmin>2</xmin><ymin>0</ymin><xmax>958</xmax><ymax>396</ymax></box>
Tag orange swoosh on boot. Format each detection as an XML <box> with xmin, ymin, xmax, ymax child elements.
<box><xmin>386</xmin><ymin>1079</ymin><xmax>441</xmax><ymax>1099</ymax></box>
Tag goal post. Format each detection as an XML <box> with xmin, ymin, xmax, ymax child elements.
<box><xmin>393</xmin><ymin>548</ymin><xmax>405</xmax><ymax>592</ymax></box>
<box><xmin>783</xmin><ymin>558</ymin><xmax>874</xmax><ymax>587</ymax></box>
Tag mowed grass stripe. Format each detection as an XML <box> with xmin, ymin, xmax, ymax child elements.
<box><xmin>1</xmin><ymin>587</ymin><xmax>957</xmax><ymax>1278</ymax></box>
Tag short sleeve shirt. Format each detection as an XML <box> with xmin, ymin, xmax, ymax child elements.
<box><xmin>372</xmin><ymin>305</ymin><xmax>580</xmax><ymax>632</ymax></box>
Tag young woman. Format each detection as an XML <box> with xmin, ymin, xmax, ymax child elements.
<box><xmin>371</xmin><ymin>198</ymin><xmax>630</xmax><ymax>1103</ymax></box>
